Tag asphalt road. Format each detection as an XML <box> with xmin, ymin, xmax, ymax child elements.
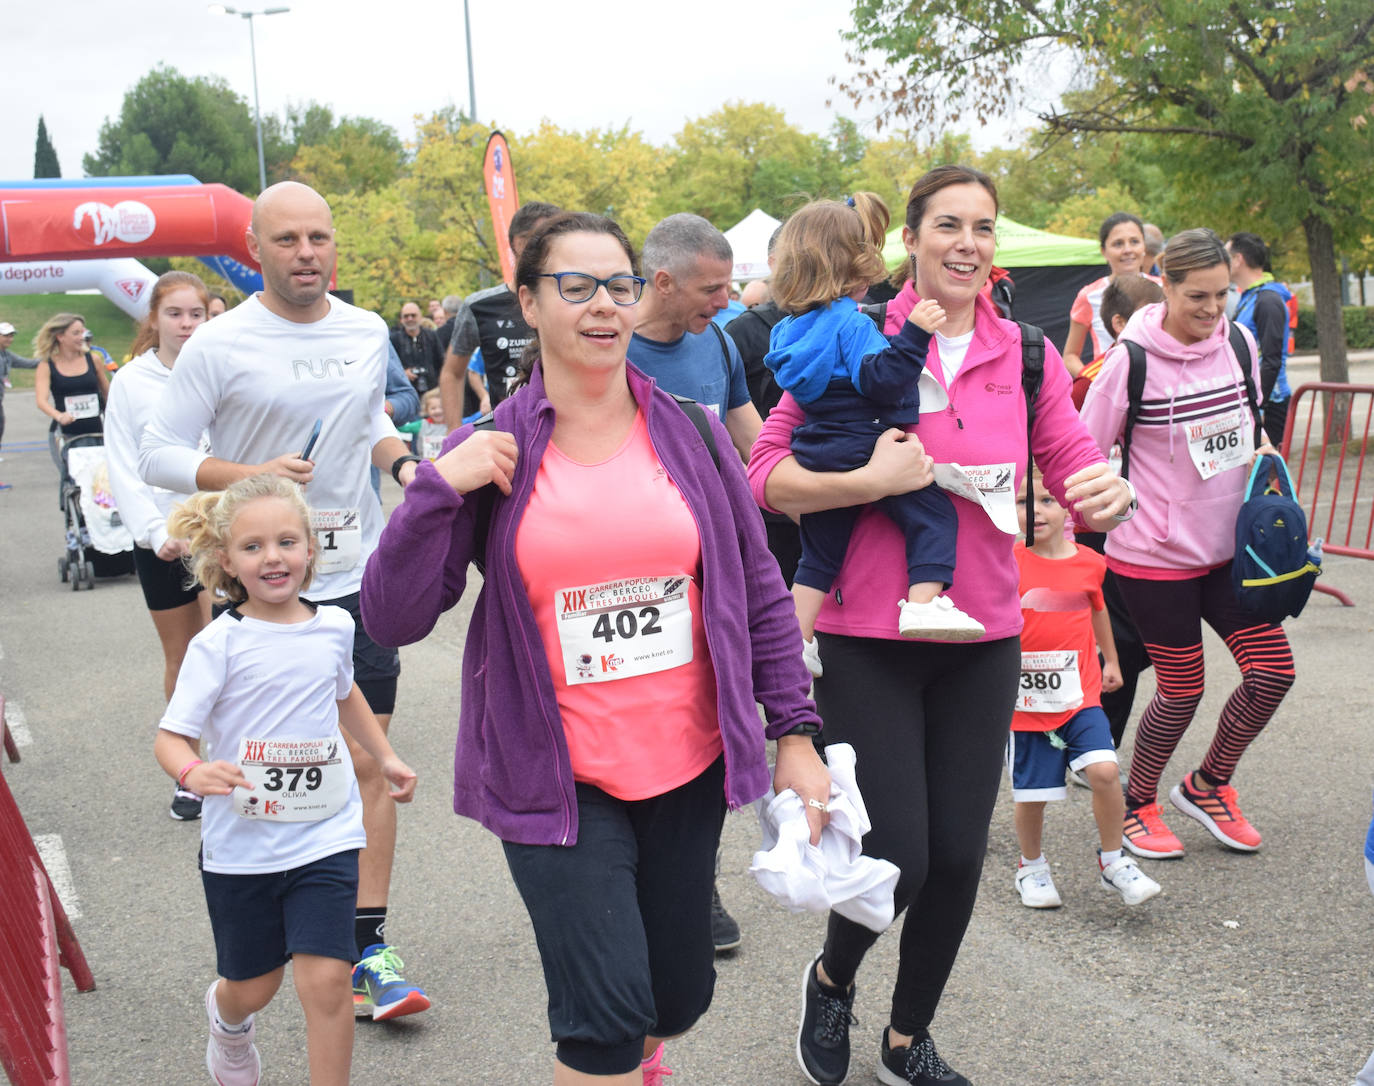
<box><xmin>1</xmin><ymin>364</ymin><xmax>1372</xmax><ymax>1085</ymax></box>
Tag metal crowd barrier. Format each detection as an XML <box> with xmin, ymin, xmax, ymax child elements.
<box><xmin>1281</xmin><ymin>382</ymin><xmax>1374</xmax><ymax>606</ymax></box>
<box><xmin>0</xmin><ymin>757</ymin><xmax>95</xmax><ymax>1086</ymax></box>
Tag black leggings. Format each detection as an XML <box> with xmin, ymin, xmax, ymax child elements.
<box><xmin>1078</xmin><ymin>532</ymin><xmax>1153</xmax><ymax>746</ymax></box>
<box><xmin>503</xmin><ymin>758</ymin><xmax>726</xmax><ymax>1076</ymax></box>
<box><xmin>815</xmin><ymin>633</ymin><xmax>1020</xmax><ymax>1036</ymax></box>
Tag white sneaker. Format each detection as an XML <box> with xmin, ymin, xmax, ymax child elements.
<box><xmin>802</xmin><ymin>637</ymin><xmax>823</xmax><ymax>678</ymax></box>
<box><xmin>1099</xmin><ymin>853</ymin><xmax>1161</xmax><ymax>906</ymax></box>
<box><xmin>205</xmin><ymin>981</ymin><xmax>261</xmax><ymax>1086</ymax></box>
<box><xmin>897</xmin><ymin>596</ymin><xmax>986</xmax><ymax>641</ymax></box>
<box><xmin>1015</xmin><ymin>860</ymin><xmax>1062</xmax><ymax>908</ymax></box>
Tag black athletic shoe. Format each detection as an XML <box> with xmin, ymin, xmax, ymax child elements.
<box><xmin>710</xmin><ymin>883</ymin><xmax>741</xmax><ymax>953</ymax></box>
<box><xmin>170</xmin><ymin>787</ymin><xmax>202</xmax><ymax>821</ymax></box>
<box><xmin>796</xmin><ymin>954</ymin><xmax>857</xmax><ymax>1085</ymax></box>
<box><xmin>877</xmin><ymin>1026</ymin><xmax>970</xmax><ymax>1085</ymax></box>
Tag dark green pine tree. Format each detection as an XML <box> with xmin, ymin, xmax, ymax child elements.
<box><xmin>34</xmin><ymin>115</ymin><xmax>61</xmax><ymax>178</ymax></box>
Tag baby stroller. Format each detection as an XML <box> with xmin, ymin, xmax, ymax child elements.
<box><xmin>49</xmin><ymin>429</ymin><xmax>135</xmax><ymax>590</ymax></box>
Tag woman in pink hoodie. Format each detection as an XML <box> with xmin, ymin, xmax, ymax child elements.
<box><xmin>749</xmin><ymin>165</ymin><xmax>1133</xmax><ymax>1086</ymax></box>
<box><xmin>1080</xmin><ymin>228</ymin><xmax>1294</xmax><ymax>863</ymax></box>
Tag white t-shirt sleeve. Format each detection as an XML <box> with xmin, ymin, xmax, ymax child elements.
<box><xmin>104</xmin><ymin>363</ymin><xmax>169</xmax><ymax>551</ymax></box>
<box><xmin>332</xmin><ymin>608</ymin><xmax>356</xmax><ymax>698</ymax></box>
<box><xmin>138</xmin><ymin>341</ymin><xmax>219</xmax><ymax>494</ymax></box>
<box><xmin>159</xmin><ymin>625</ymin><xmax>227</xmax><ymax>740</ymax></box>
<box><xmin>368</xmin><ymin>403</ymin><xmax>402</xmax><ymax>450</ymax></box>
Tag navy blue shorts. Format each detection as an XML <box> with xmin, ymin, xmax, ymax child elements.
<box><xmin>201</xmin><ymin>849</ymin><xmax>359</xmax><ymax>980</ymax></box>
<box><xmin>1006</xmin><ymin>706</ymin><xmax>1117</xmax><ymax>802</ymax></box>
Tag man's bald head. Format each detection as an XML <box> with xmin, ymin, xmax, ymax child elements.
<box><xmin>250</xmin><ymin>181</ymin><xmax>332</xmax><ymax>236</ymax></box>
<box><xmin>741</xmin><ymin>279</ymin><xmax>771</xmax><ymax>308</ymax></box>
<box><xmin>246</xmin><ymin>181</ymin><xmax>337</xmax><ymax>322</ymax></box>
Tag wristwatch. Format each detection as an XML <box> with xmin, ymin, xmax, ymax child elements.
<box><xmin>1111</xmin><ymin>478</ymin><xmax>1139</xmax><ymax>522</ymax></box>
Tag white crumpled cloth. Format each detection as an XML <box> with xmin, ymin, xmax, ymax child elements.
<box><xmin>67</xmin><ymin>445</ymin><xmax>133</xmax><ymax>556</ymax></box>
<box><xmin>749</xmin><ymin>742</ymin><xmax>900</xmax><ymax>932</ymax></box>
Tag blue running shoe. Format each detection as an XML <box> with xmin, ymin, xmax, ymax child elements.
<box><xmin>352</xmin><ymin>944</ymin><xmax>431</xmax><ymax>1021</ymax></box>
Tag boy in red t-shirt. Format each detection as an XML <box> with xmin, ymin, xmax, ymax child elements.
<box><xmin>1009</xmin><ymin>473</ymin><xmax>1162</xmax><ymax>908</ymax></box>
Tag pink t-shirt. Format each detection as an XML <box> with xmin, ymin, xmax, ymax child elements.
<box><xmin>515</xmin><ymin>412</ymin><xmax>723</xmax><ymax>800</ymax></box>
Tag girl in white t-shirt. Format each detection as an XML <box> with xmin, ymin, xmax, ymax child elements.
<box><xmin>154</xmin><ymin>474</ymin><xmax>417</xmax><ymax>1086</ymax></box>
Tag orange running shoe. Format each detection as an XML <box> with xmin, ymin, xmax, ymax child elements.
<box><xmin>1122</xmin><ymin>802</ymin><xmax>1185</xmax><ymax>859</ymax></box>
<box><xmin>1170</xmin><ymin>778</ymin><xmax>1262</xmax><ymax>852</ymax></box>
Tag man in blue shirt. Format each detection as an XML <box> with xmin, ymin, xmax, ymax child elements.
<box><xmin>630</xmin><ymin>214</ymin><xmax>761</xmax><ymax>463</ymax></box>
<box><xmin>1227</xmin><ymin>232</ymin><xmax>1294</xmax><ymax>448</ymax></box>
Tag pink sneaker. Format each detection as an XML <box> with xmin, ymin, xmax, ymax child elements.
<box><xmin>204</xmin><ymin>981</ymin><xmax>260</xmax><ymax>1086</ymax></box>
<box><xmin>641</xmin><ymin>1042</ymin><xmax>674</xmax><ymax>1084</ymax></box>
<box><xmin>1122</xmin><ymin>802</ymin><xmax>1185</xmax><ymax>859</ymax></box>
<box><xmin>1170</xmin><ymin>778</ymin><xmax>1262</xmax><ymax>851</ymax></box>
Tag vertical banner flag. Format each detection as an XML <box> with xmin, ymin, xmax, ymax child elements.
<box><xmin>483</xmin><ymin>132</ymin><xmax>521</xmax><ymax>286</ymax></box>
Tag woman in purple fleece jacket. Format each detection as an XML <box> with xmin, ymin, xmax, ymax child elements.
<box><xmin>361</xmin><ymin>212</ymin><xmax>829</xmax><ymax>1085</ymax></box>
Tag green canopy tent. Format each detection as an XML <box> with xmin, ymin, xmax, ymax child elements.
<box><xmin>882</xmin><ymin>216</ymin><xmax>1106</xmax><ymax>351</ymax></box>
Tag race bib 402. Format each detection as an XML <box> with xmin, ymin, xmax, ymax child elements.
<box><xmin>556</xmin><ymin>575</ymin><xmax>694</xmax><ymax>685</ymax></box>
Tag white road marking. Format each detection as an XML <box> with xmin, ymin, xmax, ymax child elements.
<box><xmin>33</xmin><ymin>834</ymin><xmax>82</xmax><ymax>919</ymax></box>
<box><xmin>4</xmin><ymin>702</ymin><xmax>32</xmax><ymax>747</ymax></box>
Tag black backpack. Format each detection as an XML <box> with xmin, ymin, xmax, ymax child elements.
<box><xmin>1018</xmin><ymin>323</ymin><xmax>1047</xmax><ymax>539</ymax></box>
<box><xmin>1231</xmin><ymin>454</ymin><xmax>1321</xmax><ymax>623</ymax></box>
<box><xmin>467</xmin><ymin>395</ymin><xmax>720</xmax><ymax>576</ymax></box>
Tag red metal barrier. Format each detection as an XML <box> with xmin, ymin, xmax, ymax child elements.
<box><xmin>2</xmin><ymin>695</ymin><xmax>21</xmax><ymax>764</ymax></box>
<box><xmin>0</xmin><ymin>764</ymin><xmax>95</xmax><ymax>1086</ymax></box>
<box><xmin>1281</xmin><ymin>382</ymin><xmax>1374</xmax><ymax>606</ymax></box>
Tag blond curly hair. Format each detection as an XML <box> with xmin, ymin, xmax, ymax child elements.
<box><xmin>167</xmin><ymin>475</ymin><xmax>316</xmax><ymax>604</ymax></box>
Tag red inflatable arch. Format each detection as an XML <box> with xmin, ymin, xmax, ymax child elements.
<box><xmin>0</xmin><ymin>184</ymin><xmax>257</xmax><ymax>269</ymax></box>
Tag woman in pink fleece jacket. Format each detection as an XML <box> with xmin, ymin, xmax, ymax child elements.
<box><xmin>749</xmin><ymin>165</ymin><xmax>1134</xmax><ymax>1086</ymax></box>
<box><xmin>1080</xmin><ymin>227</ymin><xmax>1294</xmax><ymax>864</ymax></box>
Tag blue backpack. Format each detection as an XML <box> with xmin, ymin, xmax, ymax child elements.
<box><xmin>1232</xmin><ymin>454</ymin><xmax>1322</xmax><ymax>623</ymax></box>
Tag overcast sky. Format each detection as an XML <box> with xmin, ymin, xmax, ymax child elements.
<box><xmin>4</xmin><ymin>0</ymin><xmax>1041</xmax><ymax>184</ymax></box>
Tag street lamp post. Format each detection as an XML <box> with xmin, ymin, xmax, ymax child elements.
<box><xmin>208</xmin><ymin>4</ymin><xmax>290</xmax><ymax>192</ymax></box>
<box><xmin>463</xmin><ymin>0</ymin><xmax>477</xmax><ymax>122</ymax></box>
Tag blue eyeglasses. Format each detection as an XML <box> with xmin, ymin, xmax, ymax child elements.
<box><xmin>537</xmin><ymin>272</ymin><xmax>646</xmax><ymax>305</ymax></box>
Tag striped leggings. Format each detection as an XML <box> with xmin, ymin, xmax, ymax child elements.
<box><xmin>1115</xmin><ymin>563</ymin><xmax>1294</xmax><ymax>807</ymax></box>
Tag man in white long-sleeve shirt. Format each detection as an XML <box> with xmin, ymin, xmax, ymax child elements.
<box><xmin>139</xmin><ymin>181</ymin><xmax>430</xmax><ymax>1021</ymax></box>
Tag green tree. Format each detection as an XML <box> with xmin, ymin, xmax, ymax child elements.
<box><xmin>34</xmin><ymin>115</ymin><xmax>60</xmax><ymax>178</ymax></box>
<box><xmin>84</xmin><ymin>65</ymin><xmax>261</xmax><ymax>192</ymax></box>
<box><xmin>328</xmin><ymin>115</ymin><xmax>494</xmax><ymax>313</ymax></box>
<box><xmin>836</xmin><ymin>0</ymin><xmax>1374</xmax><ymax>382</ymax></box>
<box><xmin>514</xmin><ymin>122</ymin><xmax>669</xmax><ymax>248</ymax></box>
<box><xmin>660</xmin><ymin>102</ymin><xmax>843</xmax><ymax>227</ymax></box>
<box><xmin>290</xmin><ymin>114</ymin><xmax>406</xmax><ymax>195</ymax></box>
<box><xmin>849</xmin><ymin>131</ymin><xmax>981</xmax><ymax>213</ymax></box>
<box><xmin>1043</xmin><ymin>183</ymin><xmax>1142</xmax><ymax>239</ymax></box>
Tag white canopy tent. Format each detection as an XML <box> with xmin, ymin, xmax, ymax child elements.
<box><xmin>723</xmin><ymin>208</ymin><xmax>782</xmax><ymax>282</ymax></box>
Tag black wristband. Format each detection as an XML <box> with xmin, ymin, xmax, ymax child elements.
<box><xmin>779</xmin><ymin>721</ymin><xmax>821</xmax><ymax>738</ymax></box>
<box><xmin>390</xmin><ymin>454</ymin><xmax>422</xmax><ymax>484</ymax></box>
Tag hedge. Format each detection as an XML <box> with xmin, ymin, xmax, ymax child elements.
<box><xmin>1294</xmin><ymin>306</ymin><xmax>1374</xmax><ymax>350</ymax></box>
